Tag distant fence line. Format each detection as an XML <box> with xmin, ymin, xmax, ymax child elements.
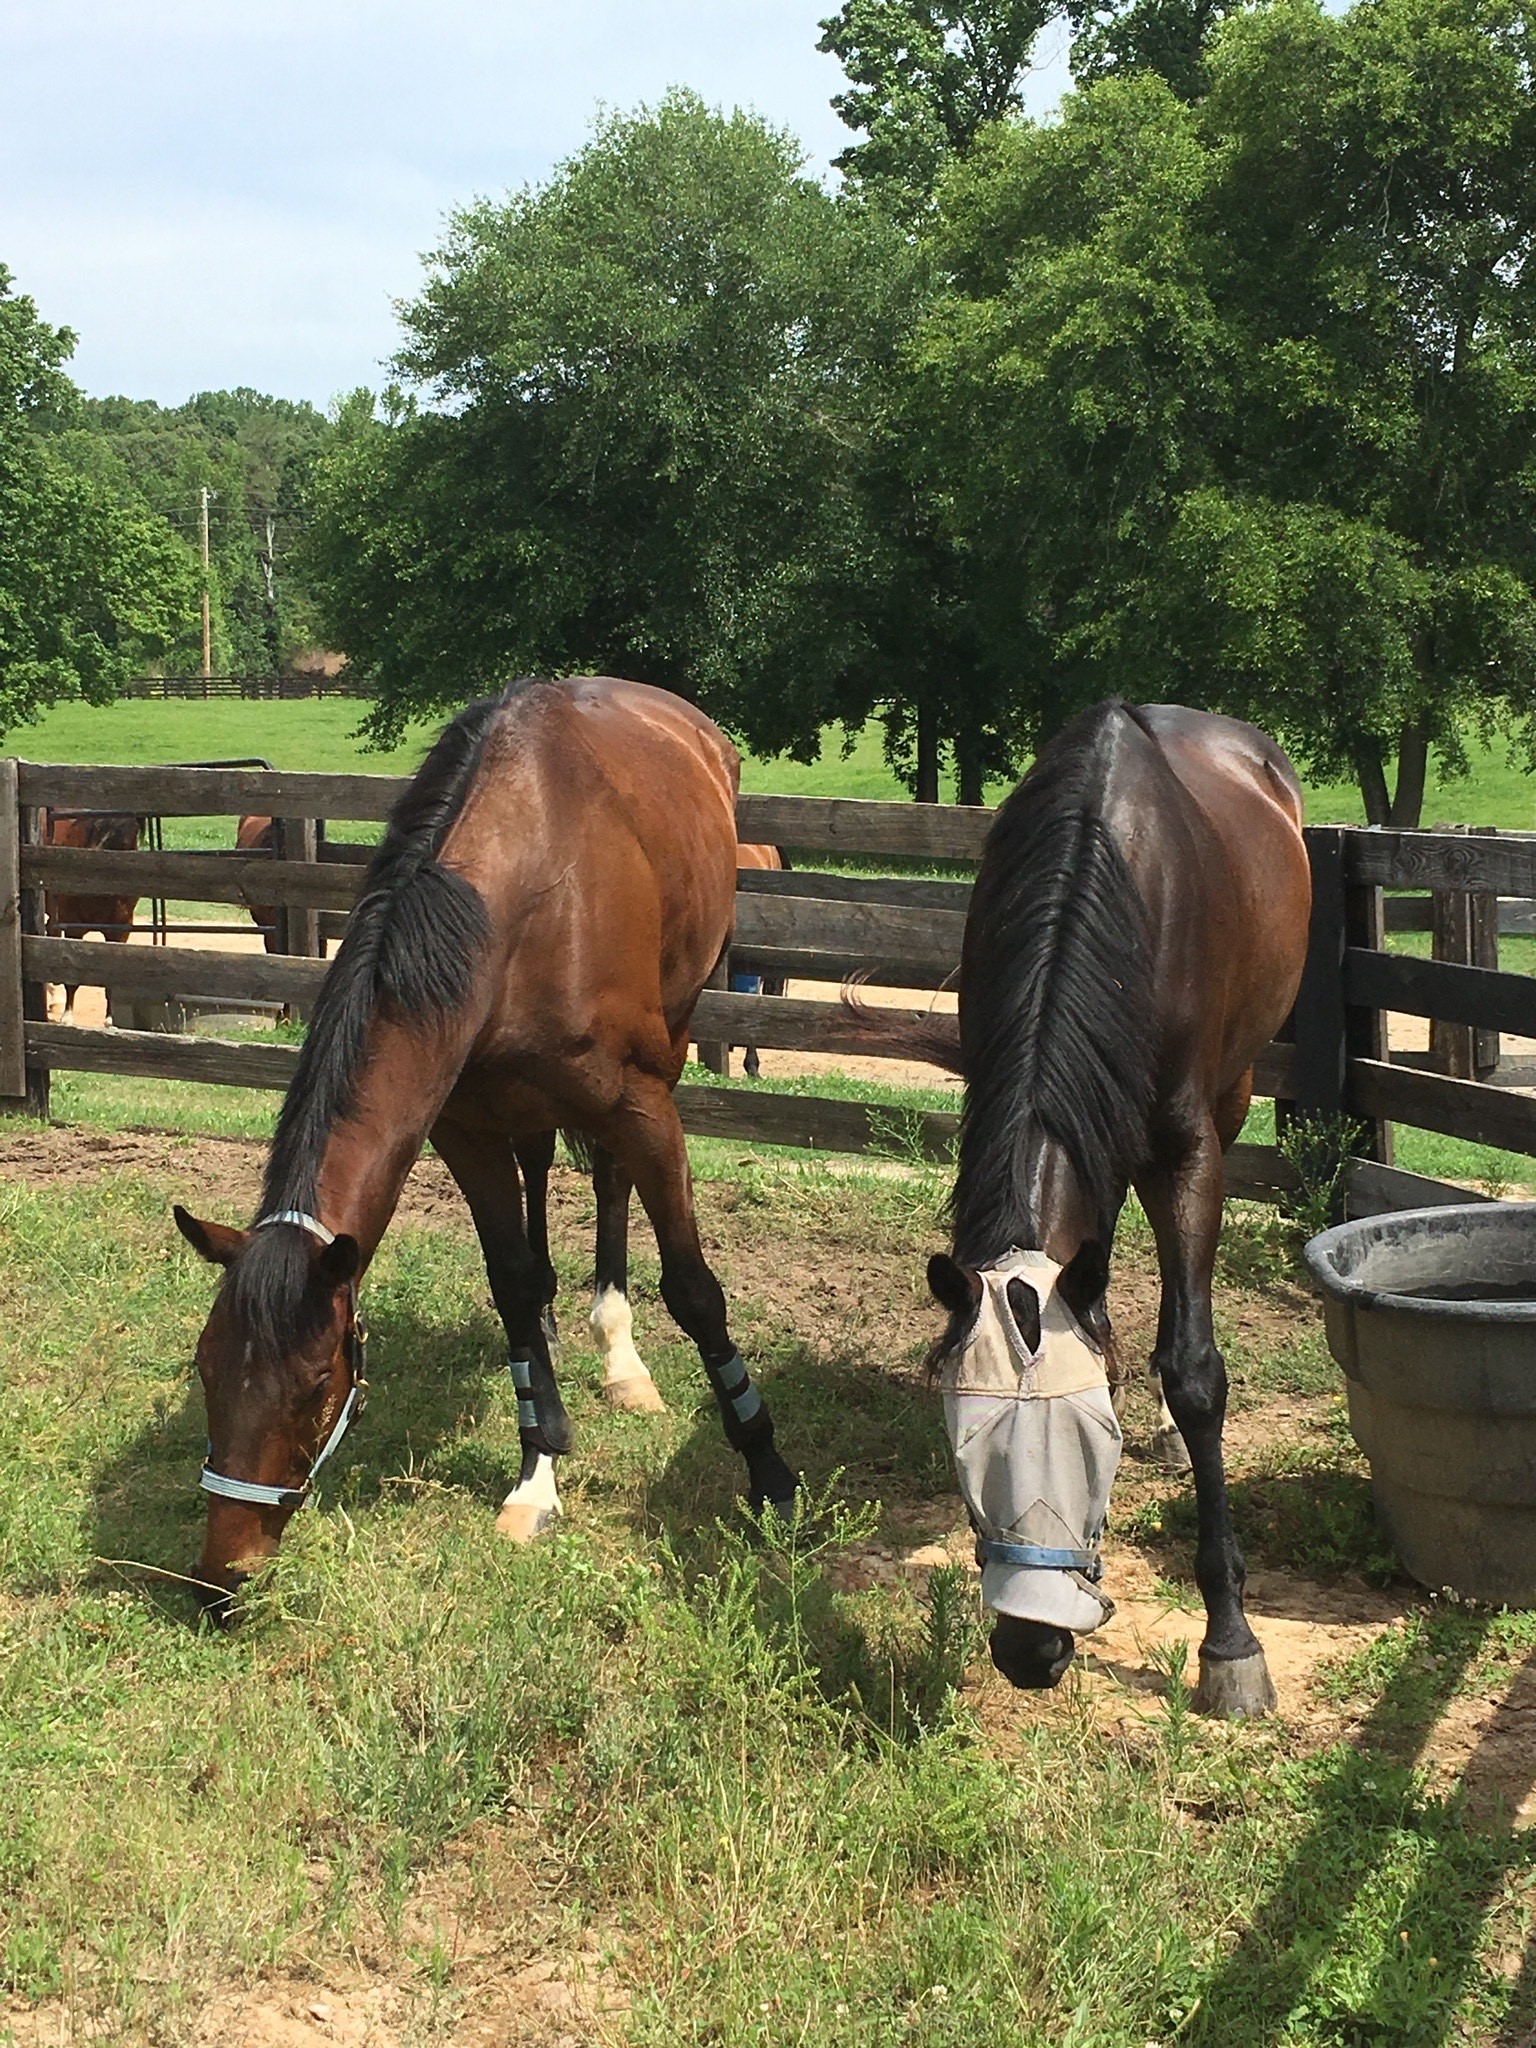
<box><xmin>121</xmin><ymin>676</ymin><xmax>370</xmax><ymax>701</ymax></box>
<box><xmin>3</xmin><ymin>757</ymin><xmax>1536</xmax><ymax>1219</ymax></box>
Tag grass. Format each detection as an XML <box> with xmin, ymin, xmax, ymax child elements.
<box><xmin>9</xmin><ymin>696</ymin><xmax>1535</xmax><ymax>825</ymax></box>
<box><xmin>4</xmin><ymin>1154</ymin><xmax>1536</xmax><ymax>2044</ymax></box>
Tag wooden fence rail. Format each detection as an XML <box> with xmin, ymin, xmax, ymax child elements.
<box><xmin>3</xmin><ymin>757</ymin><xmax>1534</xmax><ymax>1217</ymax></box>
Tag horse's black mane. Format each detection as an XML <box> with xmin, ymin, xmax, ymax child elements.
<box><xmin>227</xmin><ymin>682</ymin><xmax>529</xmax><ymax>1358</ymax></box>
<box><xmin>951</xmin><ymin>699</ymin><xmax>1158</xmax><ymax>1266</ymax></box>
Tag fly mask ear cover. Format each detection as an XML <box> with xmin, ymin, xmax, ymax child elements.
<box><xmin>943</xmin><ymin>1248</ymin><xmax>1122</xmax><ymax>1633</ymax></box>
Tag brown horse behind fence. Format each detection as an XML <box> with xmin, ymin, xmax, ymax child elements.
<box><xmin>43</xmin><ymin>808</ymin><xmax>143</xmax><ymax>1025</ymax></box>
<box><xmin>176</xmin><ymin>677</ymin><xmax>799</xmax><ymax>1618</ymax></box>
<box><xmin>235</xmin><ymin>814</ymin><xmax>282</xmax><ymax>953</ymax></box>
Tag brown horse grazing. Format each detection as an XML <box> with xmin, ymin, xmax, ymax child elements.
<box><xmin>882</xmin><ymin>701</ymin><xmax>1310</xmax><ymax>1717</ymax></box>
<box><xmin>732</xmin><ymin>843</ymin><xmax>789</xmax><ymax>1077</ymax></box>
<box><xmin>43</xmin><ymin>809</ymin><xmax>143</xmax><ymax>1025</ymax></box>
<box><xmin>174</xmin><ymin>678</ymin><xmax>799</xmax><ymax>1619</ymax></box>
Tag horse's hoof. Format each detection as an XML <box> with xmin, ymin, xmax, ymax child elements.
<box><xmin>603</xmin><ymin>1372</ymin><xmax>667</xmax><ymax>1415</ymax></box>
<box><xmin>1194</xmin><ymin>1646</ymin><xmax>1275</xmax><ymax>1718</ymax></box>
<box><xmin>1152</xmin><ymin>1423</ymin><xmax>1193</xmax><ymax>1472</ymax></box>
<box><xmin>494</xmin><ymin>1500</ymin><xmax>560</xmax><ymax>1544</ymax></box>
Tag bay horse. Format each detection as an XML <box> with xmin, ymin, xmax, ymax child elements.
<box><xmin>174</xmin><ymin>678</ymin><xmax>798</xmax><ymax>1617</ymax></box>
<box><xmin>235</xmin><ymin>814</ymin><xmax>282</xmax><ymax>954</ymax></box>
<box><xmin>43</xmin><ymin>808</ymin><xmax>143</xmax><ymax>1025</ymax></box>
<box><xmin>881</xmin><ymin>702</ymin><xmax>1310</xmax><ymax>1717</ymax></box>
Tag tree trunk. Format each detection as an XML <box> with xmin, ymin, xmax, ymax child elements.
<box><xmin>955</xmin><ymin>727</ymin><xmax>985</xmax><ymax>807</ymax></box>
<box><xmin>915</xmin><ymin>704</ymin><xmax>940</xmax><ymax>804</ymax></box>
<box><xmin>1388</xmin><ymin>723</ymin><xmax>1429</xmax><ymax>830</ymax></box>
<box><xmin>1351</xmin><ymin>740</ymin><xmax>1392</xmax><ymax>828</ymax></box>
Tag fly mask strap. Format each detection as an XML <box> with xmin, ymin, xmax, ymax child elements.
<box><xmin>198</xmin><ymin>1211</ymin><xmax>369</xmax><ymax>1510</ymax></box>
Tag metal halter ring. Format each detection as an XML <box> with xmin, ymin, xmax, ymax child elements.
<box><xmin>198</xmin><ymin>1211</ymin><xmax>368</xmax><ymax>1511</ymax></box>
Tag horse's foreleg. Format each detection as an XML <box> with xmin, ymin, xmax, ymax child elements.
<box><xmin>606</xmin><ymin>1082</ymin><xmax>797</xmax><ymax>1516</ymax></box>
<box><xmin>590</xmin><ymin>1142</ymin><xmax>665</xmax><ymax>1413</ymax></box>
<box><xmin>1137</xmin><ymin>1118</ymin><xmax>1274</xmax><ymax>1718</ymax></box>
<box><xmin>434</xmin><ymin>1120</ymin><xmax>570</xmax><ymax>1542</ymax></box>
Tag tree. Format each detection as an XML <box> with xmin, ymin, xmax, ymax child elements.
<box><xmin>1067</xmin><ymin>0</ymin><xmax>1246</xmax><ymax>100</ymax></box>
<box><xmin>304</xmin><ymin>94</ymin><xmax>909</xmax><ymax>756</ymax></box>
<box><xmin>916</xmin><ymin>0</ymin><xmax>1536</xmax><ymax>822</ymax></box>
<box><xmin>818</xmin><ymin>0</ymin><xmax>1053</xmax><ymax>221</ymax></box>
<box><xmin>69</xmin><ymin>389</ymin><xmax>332</xmax><ymax>674</ymax></box>
<box><xmin>0</xmin><ymin>268</ymin><xmax>196</xmax><ymax>734</ymax></box>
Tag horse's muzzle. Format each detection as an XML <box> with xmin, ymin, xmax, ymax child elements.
<box><xmin>990</xmin><ymin>1615</ymin><xmax>1076</xmax><ymax>1689</ymax></box>
<box><xmin>191</xmin><ymin>1565</ymin><xmax>251</xmax><ymax>1631</ymax></box>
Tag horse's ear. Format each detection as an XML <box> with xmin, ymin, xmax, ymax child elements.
<box><xmin>174</xmin><ymin>1206</ymin><xmax>247</xmax><ymax>1267</ymax></box>
<box><xmin>1057</xmin><ymin>1240</ymin><xmax>1110</xmax><ymax>1325</ymax></box>
<box><xmin>318</xmin><ymin>1234</ymin><xmax>361</xmax><ymax>1286</ymax></box>
<box><xmin>928</xmin><ymin>1253</ymin><xmax>982</xmax><ymax>1317</ymax></box>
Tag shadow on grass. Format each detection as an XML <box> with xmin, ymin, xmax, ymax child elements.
<box><xmin>1119</xmin><ymin>1462</ymin><xmax>1401</xmax><ymax>1593</ymax></box>
<box><xmin>1191</xmin><ymin>1626</ymin><xmax>1536</xmax><ymax>2047</ymax></box>
<box><xmin>639</xmin><ymin>1339</ymin><xmax>952</xmax><ymax>1567</ymax></box>
<box><xmin>84</xmin><ymin>1301</ymin><xmax>514</xmax><ymax>1625</ymax></box>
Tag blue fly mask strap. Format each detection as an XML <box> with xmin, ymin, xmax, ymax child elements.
<box><xmin>198</xmin><ymin>1209</ymin><xmax>369</xmax><ymax>1511</ymax></box>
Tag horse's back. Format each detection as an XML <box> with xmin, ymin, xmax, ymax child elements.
<box><xmin>444</xmin><ymin>678</ymin><xmax>740</xmax><ymax>1096</ymax></box>
<box><xmin>1123</xmin><ymin>704</ymin><xmax>1310</xmax><ymax>1093</ymax></box>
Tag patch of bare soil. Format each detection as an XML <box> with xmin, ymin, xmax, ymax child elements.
<box><xmin>3</xmin><ymin>1825</ymin><xmax>632</xmax><ymax>2048</ymax></box>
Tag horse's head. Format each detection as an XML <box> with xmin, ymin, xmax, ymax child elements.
<box><xmin>927</xmin><ymin>1240</ymin><xmax>1122</xmax><ymax>1689</ymax></box>
<box><xmin>174</xmin><ymin>1207</ymin><xmax>364</xmax><ymax>1626</ymax></box>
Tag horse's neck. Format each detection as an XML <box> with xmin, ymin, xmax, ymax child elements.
<box><xmin>306</xmin><ymin>1017</ymin><xmax>465</xmax><ymax>1265</ymax></box>
<box><xmin>1018</xmin><ymin>1131</ymin><xmax>1102</xmax><ymax>1264</ymax></box>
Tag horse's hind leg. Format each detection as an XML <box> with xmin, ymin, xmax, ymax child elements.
<box><xmin>1136</xmin><ymin>1109</ymin><xmax>1274</xmax><ymax>1719</ymax></box>
<box><xmin>604</xmin><ymin>1081</ymin><xmax>797</xmax><ymax>1516</ymax></box>
<box><xmin>590</xmin><ymin>1143</ymin><xmax>666</xmax><ymax>1414</ymax></box>
<box><xmin>432</xmin><ymin>1120</ymin><xmax>572</xmax><ymax>1543</ymax></box>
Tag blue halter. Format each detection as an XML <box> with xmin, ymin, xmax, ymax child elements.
<box><xmin>198</xmin><ymin>1210</ymin><xmax>368</xmax><ymax>1512</ymax></box>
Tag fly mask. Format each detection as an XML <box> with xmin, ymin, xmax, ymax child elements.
<box><xmin>941</xmin><ymin>1248</ymin><xmax>1122</xmax><ymax>1632</ymax></box>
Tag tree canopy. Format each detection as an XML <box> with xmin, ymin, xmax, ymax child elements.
<box><xmin>304</xmin><ymin>93</ymin><xmax>914</xmax><ymax>753</ymax></box>
<box><xmin>916</xmin><ymin>0</ymin><xmax>1536</xmax><ymax>819</ymax></box>
<box><xmin>0</xmin><ymin>269</ymin><xmax>197</xmax><ymax>734</ymax></box>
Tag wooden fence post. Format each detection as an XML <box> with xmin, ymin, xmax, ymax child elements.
<box><xmin>276</xmin><ymin>817</ymin><xmax>321</xmax><ymax>1022</ymax></box>
<box><xmin>10</xmin><ymin>789</ymin><xmax>50</xmax><ymax>1119</ymax></box>
<box><xmin>1472</xmin><ymin>824</ymin><xmax>1500</xmax><ymax>1079</ymax></box>
<box><xmin>1293</xmin><ymin>827</ymin><xmax>1391</xmax><ymax>1167</ymax></box>
<box><xmin>695</xmin><ymin>952</ymin><xmax>730</xmax><ymax>1077</ymax></box>
<box><xmin>0</xmin><ymin>759</ymin><xmax>24</xmax><ymax>1105</ymax></box>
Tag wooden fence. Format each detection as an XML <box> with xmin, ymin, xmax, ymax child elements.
<box><xmin>2</xmin><ymin>758</ymin><xmax>1534</xmax><ymax>1218</ymax></box>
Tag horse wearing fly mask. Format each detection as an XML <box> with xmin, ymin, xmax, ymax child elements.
<box><xmin>890</xmin><ymin>701</ymin><xmax>1311</xmax><ymax>1716</ymax></box>
<box><xmin>176</xmin><ymin>677</ymin><xmax>799</xmax><ymax>1622</ymax></box>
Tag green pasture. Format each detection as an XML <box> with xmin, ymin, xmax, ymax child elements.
<box><xmin>9</xmin><ymin>694</ymin><xmax>1536</xmax><ymax>827</ymax></box>
<box><xmin>4</xmin><ymin>1152</ymin><xmax>1536</xmax><ymax>2045</ymax></box>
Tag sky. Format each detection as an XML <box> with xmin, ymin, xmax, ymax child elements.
<box><xmin>1</xmin><ymin>1</ymin><xmax>1071</xmax><ymax>412</ymax></box>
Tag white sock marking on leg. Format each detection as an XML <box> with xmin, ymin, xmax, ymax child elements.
<box><xmin>501</xmin><ymin>1452</ymin><xmax>560</xmax><ymax>1519</ymax></box>
<box><xmin>592</xmin><ymin>1285</ymin><xmax>666</xmax><ymax>1412</ymax></box>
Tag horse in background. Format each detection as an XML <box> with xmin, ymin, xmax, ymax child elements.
<box><xmin>177</xmin><ymin>677</ymin><xmax>798</xmax><ymax>1618</ymax></box>
<box><xmin>43</xmin><ymin>809</ymin><xmax>143</xmax><ymax>1026</ymax></box>
<box><xmin>236</xmin><ymin>814</ymin><xmax>283</xmax><ymax>955</ymax></box>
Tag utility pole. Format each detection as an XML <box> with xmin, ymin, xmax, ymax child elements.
<box><xmin>199</xmin><ymin>486</ymin><xmax>213</xmax><ymax>679</ymax></box>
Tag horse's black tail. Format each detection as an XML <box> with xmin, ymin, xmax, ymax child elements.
<box><xmin>837</xmin><ymin>985</ymin><xmax>963</xmax><ymax>1073</ymax></box>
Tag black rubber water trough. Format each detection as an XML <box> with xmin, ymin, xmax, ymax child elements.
<box><xmin>1304</xmin><ymin>1204</ymin><xmax>1536</xmax><ymax>1606</ymax></box>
